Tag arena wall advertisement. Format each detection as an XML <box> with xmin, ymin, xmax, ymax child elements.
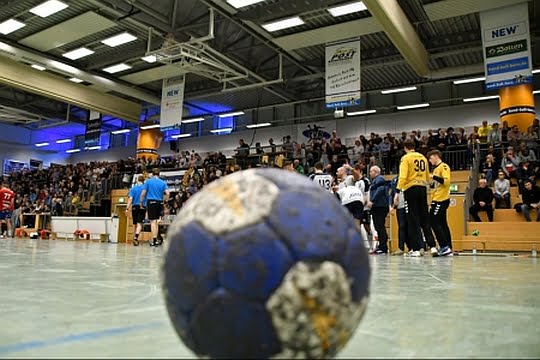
<box><xmin>480</xmin><ymin>2</ymin><xmax>532</xmax><ymax>90</ymax></box>
<box><xmin>325</xmin><ymin>39</ymin><xmax>361</xmax><ymax>108</ymax></box>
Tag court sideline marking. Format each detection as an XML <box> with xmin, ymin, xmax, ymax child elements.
<box><xmin>0</xmin><ymin>321</ymin><xmax>165</xmax><ymax>355</ymax></box>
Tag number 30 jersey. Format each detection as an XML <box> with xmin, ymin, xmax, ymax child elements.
<box><xmin>397</xmin><ymin>151</ymin><xmax>429</xmax><ymax>192</ymax></box>
<box><xmin>310</xmin><ymin>172</ymin><xmax>334</xmax><ymax>192</ymax></box>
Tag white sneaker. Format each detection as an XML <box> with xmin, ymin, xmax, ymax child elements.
<box><xmin>410</xmin><ymin>250</ymin><xmax>423</xmax><ymax>257</ymax></box>
<box><xmin>430</xmin><ymin>247</ymin><xmax>439</xmax><ymax>257</ymax></box>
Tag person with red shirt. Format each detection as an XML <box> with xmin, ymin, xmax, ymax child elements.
<box><xmin>0</xmin><ymin>181</ymin><xmax>15</xmax><ymax>238</ymax></box>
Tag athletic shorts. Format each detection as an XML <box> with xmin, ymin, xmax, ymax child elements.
<box><xmin>345</xmin><ymin>201</ymin><xmax>364</xmax><ymax>220</ymax></box>
<box><xmin>147</xmin><ymin>200</ymin><xmax>163</xmax><ymax>221</ymax></box>
<box><xmin>0</xmin><ymin>210</ymin><xmax>12</xmax><ymax>220</ymax></box>
<box><xmin>131</xmin><ymin>205</ymin><xmax>146</xmax><ymax>224</ymax></box>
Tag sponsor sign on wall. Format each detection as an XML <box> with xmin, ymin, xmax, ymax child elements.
<box><xmin>325</xmin><ymin>39</ymin><xmax>361</xmax><ymax>108</ymax></box>
<box><xmin>480</xmin><ymin>2</ymin><xmax>532</xmax><ymax>90</ymax></box>
<box><xmin>161</xmin><ymin>77</ymin><xmax>185</xmax><ymax>130</ymax></box>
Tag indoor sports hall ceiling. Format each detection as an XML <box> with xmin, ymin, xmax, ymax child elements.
<box><xmin>0</xmin><ymin>0</ymin><xmax>539</xmax><ymax>131</ymax></box>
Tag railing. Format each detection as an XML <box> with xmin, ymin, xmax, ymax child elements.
<box><xmin>463</xmin><ymin>144</ymin><xmax>481</xmax><ymax>237</ymax></box>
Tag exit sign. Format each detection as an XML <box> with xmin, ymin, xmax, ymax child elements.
<box><xmin>450</xmin><ymin>184</ymin><xmax>459</xmax><ymax>193</ymax></box>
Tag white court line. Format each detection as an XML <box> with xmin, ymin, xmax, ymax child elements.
<box><xmin>118</xmin><ymin>305</ymin><xmax>163</xmax><ymax>314</ymax></box>
<box><xmin>428</xmin><ymin>274</ymin><xmax>445</xmax><ymax>283</ymax></box>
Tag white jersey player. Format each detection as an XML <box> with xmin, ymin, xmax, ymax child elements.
<box><xmin>309</xmin><ymin>162</ymin><xmax>334</xmax><ymax>192</ymax></box>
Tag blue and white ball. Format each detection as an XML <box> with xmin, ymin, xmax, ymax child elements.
<box><xmin>162</xmin><ymin>169</ymin><xmax>370</xmax><ymax>359</ymax></box>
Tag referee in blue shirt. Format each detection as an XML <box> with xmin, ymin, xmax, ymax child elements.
<box><xmin>140</xmin><ymin>168</ymin><xmax>170</xmax><ymax>247</ymax></box>
<box><xmin>126</xmin><ymin>175</ymin><xmax>146</xmax><ymax>246</ymax></box>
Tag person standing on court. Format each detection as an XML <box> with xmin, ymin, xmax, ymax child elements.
<box><xmin>428</xmin><ymin>150</ymin><xmax>453</xmax><ymax>256</ymax></box>
<box><xmin>395</xmin><ymin>139</ymin><xmax>436</xmax><ymax>257</ymax></box>
<box><xmin>0</xmin><ymin>181</ymin><xmax>15</xmax><ymax>238</ymax></box>
<box><xmin>366</xmin><ymin>166</ymin><xmax>389</xmax><ymax>255</ymax></box>
<box><xmin>140</xmin><ymin>168</ymin><xmax>170</xmax><ymax>247</ymax></box>
<box><xmin>125</xmin><ymin>175</ymin><xmax>146</xmax><ymax>246</ymax></box>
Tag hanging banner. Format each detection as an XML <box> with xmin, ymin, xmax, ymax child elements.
<box><xmin>480</xmin><ymin>2</ymin><xmax>533</xmax><ymax>90</ymax></box>
<box><xmin>160</xmin><ymin>76</ymin><xmax>185</xmax><ymax>130</ymax></box>
<box><xmin>325</xmin><ymin>39</ymin><xmax>361</xmax><ymax>109</ymax></box>
<box><xmin>85</xmin><ymin>110</ymin><xmax>101</xmax><ymax>146</ymax></box>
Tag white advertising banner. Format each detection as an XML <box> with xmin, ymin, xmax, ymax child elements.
<box><xmin>480</xmin><ymin>2</ymin><xmax>533</xmax><ymax>90</ymax></box>
<box><xmin>325</xmin><ymin>39</ymin><xmax>361</xmax><ymax>108</ymax></box>
<box><xmin>160</xmin><ymin>77</ymin><xmax>185</xmax><ymax>130</ymax></box>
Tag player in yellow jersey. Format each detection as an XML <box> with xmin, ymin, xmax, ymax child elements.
<box><xmin>428</xmin><ymin>150</ymin><xmax>453</xmax><ymax>257</ymax></box>
<box><xmin>395</xmin><ymin>139</ymin><xmax>436</xmax><ymax>257</ymax></box>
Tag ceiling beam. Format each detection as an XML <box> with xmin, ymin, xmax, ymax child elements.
<box><xmin>0</xmin><ymin>57</ymin><xmax>141</xmax><ymax>122</ymax></box>
<box><xmin>363</xmin><ymin>0</ymin><xmax>429</xmax><ymax>77</ymax></box>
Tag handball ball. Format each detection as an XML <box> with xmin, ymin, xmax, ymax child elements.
<box><xmin>162</xmin><ymin>169</ymin><xmax>370</xmax><ymax>359</ymax></box>
<box><xmin>472</xmin><ymin>230</ymin><xmax>480</xmax><ymax>237</ymax></box>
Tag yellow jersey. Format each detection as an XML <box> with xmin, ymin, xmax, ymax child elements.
<box><xmin>397</xmin><ymin>151</ymin><xmax>429</xmax><ymax>192</ymax></box>
<box><xmin>431</xmin><ymin>161</ymin><xmax>451</xmax><ymax>202</ymax></box>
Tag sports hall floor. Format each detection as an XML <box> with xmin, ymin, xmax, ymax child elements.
<box><xmin>0</xmin><ymin>238</ymin><xmax>538</xmax><ymax>359</ymax></box>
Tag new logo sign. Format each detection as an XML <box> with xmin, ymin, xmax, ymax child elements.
<box><xmin>480</xmin><ymin>3</ymin><xmax>532</xmax><ymax>90</ymax></box>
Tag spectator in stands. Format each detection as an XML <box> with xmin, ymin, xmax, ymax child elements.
<box><xmin>268</xmin><ymin>138</ymin><xmax>276</xmax><ymax>153</ymax></box>
<box><xmin>293</xmin><ymin>159</ymin><xmax>304</xmax><ymax>175</ymax></box>
<box><xmin>455</xmin><ymin>131</ymin><xmax>466</xmax><ymax>146</ymax></box>
<box><xmin>501</xmin><ymin>121</ymin><xmax>510</xmax><ymax>143</ymax></box>
<box><xmin>480</xmin><ymin>154</ymin><xmax>498</xmax><ymax>186</ymax></box>
<box><xmin>522</xmin><ymin>127</ymin><xmax>538</xmax><ymax>151</ymax></box>
<box><xmin>349</xmin><ymin>139</ymin><xmax>365</xmax><ymax>164</ymax></box>
<box><xmin>487</xmin><ymin>122</ymin><xmax>503</xmax><ymax>148</ymax></box>
<box><xmin>517</xmin><ymin>142</ymin><xmax>537</xmax><ymax>164</ymax></box>
<box><xmin>469</xmin><ymin>178</ymin><xmax>494</xmax><ymax>222</ymax></box>
<box><xmin>501</xmin><ymin>147</ymin><xmax>520</xmax><ymax>180</ymax></box>
<box><xmin>478</xmin><ymin>121</ymin><xmax>492</xmax><ymax>144</ymax></box>
<box><xmin>533</xmin><ymin>118</ymin><xmax>540</xmax><ymax>137</ymax></box>
<box><xmin>445</xmin><ymin>127</ymin><xmax>458</xmax><ymax>147</ymax></box>
<box><xmin>494</xmin><ymin>170</ymin><xmax>511</xmax><ymax>209</ymax></box>
<box><xmin>508</xmin><ymin>125</ymin><xmax>523</xmax><ymax>148</ymax></box>
<box><xmin>517</xmin><ymin>161</ymin><xmax>537</xmax><ymax>194</ymax></box>
<box><xmin>520</xmin><ymin>179</ymin><xmax>540</xmax><ymax>222</ymax></box>
<box><xmin>255</xmin><ymin>142</ymin><xmax>264</xmax><ymax>155</ymax></box>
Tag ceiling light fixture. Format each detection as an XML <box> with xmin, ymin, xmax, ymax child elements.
<box><xmin>62</xmin><ymin>47</ymin><xmax>95</xmax><ymax>60</ymax></box>
<box><xmin>347</xmin><ymin>109</ymin><xmax>377</xmax><ymax>116</ymax></box>
<box><xmin>328</xmin><ymin>1</ymin><xmax>367</xmax><ymax>17</ymax></box>
<box><xmin>381</xmin><ymin>86</ymin><xmax>417</xmax><ymax>94</ymax></box>
<box><xmin>29</xmin><ymin>0</ymin><xmax>68</xmax><ymax>18</ymax></box>
<box><xmin>397</xmin><ymin>103</ymin><xmax>430</xmax><ymax>110</ymax></box>
<box><xmin>141</xmin><ymin>55</ymin><xmax>157</xmax><ymax>63</ymax></box>
<box><xmin>262</xmin><ymin>17</ymin><xmax>304</xmax><ymax>32</ymax></box>
<box><xmin>218</xmin><ymin>111</ymin><xmax>244</xmax><ymax>118</ymax></box>
<box><xmin>66</xmin><ymin>149</ymin><xmax>81</xmax><ymax>154</ymax></box>
<box><xmin>210</xmin><ymin>128</ymin><xmax>233</xmax><ymax>134</ymax></box>
<box><xmin>532</xmin><ymin>69</ymin><xmax>540</xmax><ymax>74</ymax></box>
<box><xmin>0</xmin><ymin>19</ymin><xmax>26</xmax><ymax>35</ymax></box>
<box><xmin>111</xmin><ymin>129</ymin><xmax>131</xmax><ymax>134</ymax></box>
<box><xmin>453</xmin><ymin>77</ymin><xmax>486</xmax><ymax>85</ymax></box>
<box><xmin>102</xmin><ymin>63</ymin><xmax>132</xmax><ymax>74</ymax></box>
<box><xmin>171</xmin><ymin>133</ymin><xmax>192</xmax><ymax>139</ymax></box>
<box><xmin>31</xmin><ymin>64</ymin><xmax>46</xmax><ymax>71</ymax></box>
<box><xmin>55</xmin><ymin>139</ymin><xmax>71</xmax><ymax>144</ymax></box>
<box><xmin>68</xmin><ymin>77</ymin><xmax>84</xmax><ymax>83</ymax></box>
<box><xmin>227</xmin><ymin>0</ymin><xmax>266</xmax><ymax>9</ymax></box>
<box><xmin>533</xmin><ymin>90</ymin><xmax>540</xmax><ymax>94</ymax></box>
<box><xmin>182</xmin><ymin>117</ymin><xmax>205</xmax><ymax>123</ymax></box>
<box><xmin>462</xmin><ymin>95</ymin><xmax>500</xmax><ymax>103</ymax></box>
<box><xmin>246</xmin><ymin>122</ymin><xmax>271</xmax><ymax>128</ymax></box>
<box><xmin>101</xmin><ymin>32</ymin><xmax>137</xmax><ymax>47</ymax></box>
<box><xmin>86</xmin><ymin>146</ymin><xmax>101</xmax><ymax>151</ymax></box>
<box><xmin>35</xmin><ymin>142</ymin><xmax>50</xmax><ymax>147</ymax></box>
<box><xmin>140</xmin><ymin>124</ymin><xmax>160</xmax><ymax>130</ymax></box>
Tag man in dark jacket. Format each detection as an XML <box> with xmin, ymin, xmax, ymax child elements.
<box><xmin>366</xmin><ymin>165</ymin><xmax>389</xmax><ymax>254</ymax></box>
<box><xmin>469</xmin><ymin>178</ymin><xmax>494</xmax><ymax>222</ymax></box>
<box><xmin>520</xmin><ymin>179</ymin><xmax>540</xmax><ymax>222</ymax></box>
